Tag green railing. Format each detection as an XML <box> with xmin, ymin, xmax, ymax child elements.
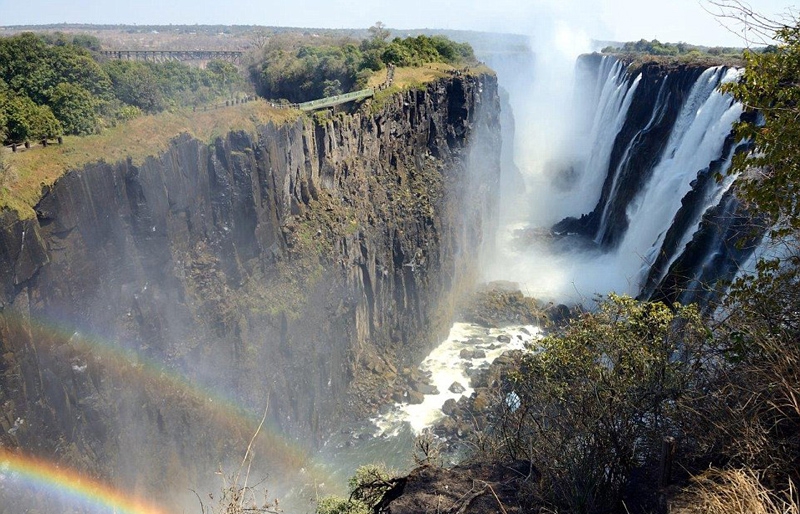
<box><xmin>297</xmin><ymin>88</ymin><xmax>375</xmax><ymax>111</ymax></box>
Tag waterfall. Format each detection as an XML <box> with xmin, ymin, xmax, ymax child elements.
<box><xmin>612</xmin><ymin>67</ymin><xmax>744</xmax><ymax>294</ymax></box>
<box><xmin>487</xmin><ymin>55</ymin><xmax>750</xmax><ymax>304</ymax></box>
<box><xmin>594</xmin><ymin>78</ymin><xmax>670</xmax><ymax>244</ymax></box>
<box><xmin>571</xmin><ymin>57</ymin><xmax>642</xmax><ymax>219</ymax></box>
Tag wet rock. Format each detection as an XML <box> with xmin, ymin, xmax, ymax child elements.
<box><xmin>442</xmin><ymin>398</ymin><xmax>458</xmax><ymax>416</ymax></box>
<box><xmin>459</xmin><ymin>348</ymin><xmax>474</xmax><ymax>359</ymax></box>
<box><xmin>473</xmin><ymin>349</ymin><xmax>486</xmax><ymax>359</ymax></box>
<box><xmin>547</xmin><ymin>303</ymin><xmax>572</xmax><ymax>325</ymax></box>
<box><xmin>408</xmin><ymin>390</ymin><xmax>425</xmax><ymax>405</ymax></box>
<box><xmin>470</xmin><ymin>371</ymin><xmax>489</xmax><ymax>388</ymax></box>
<box><xmin>414</xmin><ymin>382</ymin><xmax>439</xmax><ymax>395</ymax></box>
<box><xmin>448</xmin><ymin>382</ymin><xmax>466</xmax><ymax>394</ymax></box>
<box><xmin>460</xmin><ymin>285</ymin><xmax>545</xmax><ymax>327</ymax></box>
<box><xmin>436</xmin><ymin>416</ymin><xmax>457</xmax><ymax>436</ymax></box>
<box><xmin>465</xmin><ymin>367</ymin><xmax>482</xmax><ymax>380</ymax></box>
<box><xmin>472</xmin><ymin>391</ymin><xmax>492</xmax><ymax>412</ymax></box>
<box><xmin>493</xmin><ymin>354</ymin><xmax>515</xmax><ymax>367</ymax></box>
<box><xmin>496</xmin><ymin>334</ymin><xmax>511</xmax><ymax>343</ymax></box>
<box><xmin>379</xmin><ymin>404</ymin><xmax>393</xmax><ymax>415</ymax></box>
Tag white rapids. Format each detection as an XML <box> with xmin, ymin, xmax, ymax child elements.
<box><xmin>372</xmin><ymin>322</ymin><xmax>540</xmax><ymax>435</ymax></box>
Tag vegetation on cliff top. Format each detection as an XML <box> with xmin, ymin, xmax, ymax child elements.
<box><xmin>0</xmin><ymin>25</ymin><xmax>481</xmax><ymax>216</ymax></box>
<box><xmin>249</xmin><ymin>22</ymin><xmax>476</xmax><ymax>103</ymax></box>
<box><xmin>602</xmin><ymin>38</ymin><xmax>750</xmax><ymax>69</ymax></box>
<box><xmin>0</xmin><ymin>32</ymin><xmax>246</xmax><ymax>144</ymax></box>
<box><xmin>0</xmin><ymin>101</ymin><xmax>299</xmax><ymax>216</ymax></box>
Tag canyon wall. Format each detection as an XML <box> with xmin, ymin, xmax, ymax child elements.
<box><xmin>0</xmin><ymin>74</ymin><xmax>500</xmax><ymax>501</ymax></box>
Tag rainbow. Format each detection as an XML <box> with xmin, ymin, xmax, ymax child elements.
<box><xmin>0</xmin><ymin>448</ymin><xmax>168</xmax><ymax>513</ymax></box>
<box><xmin>0</xmin><ymin>311</ymin><xmax>335</xmax><ymax>491</ymax></box>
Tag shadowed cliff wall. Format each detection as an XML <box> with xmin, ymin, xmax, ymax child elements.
<box><xmin>0</xmin><ymin>74</ymin><xmax>501</xmax><ymax>504</ymax></box>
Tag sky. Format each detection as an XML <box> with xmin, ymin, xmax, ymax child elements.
<box><xmin>0</xmin><ymin>0</ymin><xmax>796</xmax><ymax>47</ymax></box>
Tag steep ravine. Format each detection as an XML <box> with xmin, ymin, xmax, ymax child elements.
<box><xmin>0</xmin><ymin>74</ymin><xmax>500</xmax><ymax>506</ymax></box>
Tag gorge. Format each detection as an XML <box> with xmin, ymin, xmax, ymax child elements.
<box><xmin>0</xmin><ymin>40</ymin><xmax>762</xmax><ymax>513</ymax></box>
<box><xmin>0</xmin><ymin>72</ymin><xmax>501</xmax><ymax>511</ymax></box>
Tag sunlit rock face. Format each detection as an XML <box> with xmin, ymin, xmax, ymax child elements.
<box><xmin>0</xmin><ymin>73</ymin><xmax>501</xmax><ymax>507</ymax></box>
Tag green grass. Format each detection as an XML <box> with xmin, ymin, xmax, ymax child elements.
<box><xmin>1</xmin><ymin>101</ymin><xmax>300</xmax><ymax>218</ymax></box>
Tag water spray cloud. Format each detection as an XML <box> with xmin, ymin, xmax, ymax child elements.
<box><xmin>0</xmin><ymin>448</ymin><xmax>168</xmax><ymax>514</ymax></box>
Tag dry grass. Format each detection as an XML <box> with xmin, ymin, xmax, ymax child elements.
<box><xmin>1</xmin><ymin>101</ymin><xmax>299</xmax><ymax>218</ymax></box>
<box><xmin>368</xmin><ymin>63</ymin><xmax>494</xmax><ymax>114</ymax></box>
<box><xmin>671</xmin><ymin>469</ymin><xmax>799</xmax><ymax>514</ymax></box>
<box><xmin>368</xmin><ymin>62</ymin><xmax>493</xmax><ymax>90</ymax></box>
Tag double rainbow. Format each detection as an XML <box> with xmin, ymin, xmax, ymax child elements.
<box><xmin>0</xmin><ymin>311</ymin><xmax>335</xmax><ymax>510</ymax></box>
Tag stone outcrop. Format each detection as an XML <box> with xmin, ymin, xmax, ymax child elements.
<box><xmin>0</xmin><ymin>74</ymin><xmax>501</xmax><ymax>504</ymax></box>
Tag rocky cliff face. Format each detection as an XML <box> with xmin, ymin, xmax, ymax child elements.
<box><xmin>0</xmin><ymin>74</ymin><xmax>500</xmax><ymax>502</ymax></box>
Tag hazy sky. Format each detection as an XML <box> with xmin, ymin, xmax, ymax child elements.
<box><xmin>0</xmin><ymin>0</ymin><xmax>796</xmax><ymax>47</ymax></box>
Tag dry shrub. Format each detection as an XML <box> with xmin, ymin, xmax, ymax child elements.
<box><xmin>671</xmin><ymin>468</ymin><xmax>799</xmax><ymax>514</ymax></box>
<box><xmin>696</xmin><ymin>259</ymin><xmax>800</xmax><ymax>483</ymax></box>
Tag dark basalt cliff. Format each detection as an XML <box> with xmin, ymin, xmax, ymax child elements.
<box><xmin>0</xmin><ymin>74</ymin><xmax>501</xmax><ymax>501</ymax></box>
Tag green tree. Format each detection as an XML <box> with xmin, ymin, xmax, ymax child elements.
<box><xmin>48</xmin><ymin>82</ymin><xmax>98</xmax><ymax>135</ymax></box>
<box><xmin>103</xmin><ymin>60</ymin><xmax>166</xmax><ymax>113</ymax></box>
<box><xmin>206</xmin><ymin>60</ymin><xmax>241</xmax><ymax>92</ymax></box>
<box><xmin>722</xmin><ymin>24</ymin><xmax>800</xmax><ymax>236</ymax></box>
<box><xmin>4</xmin><ymin>95</ymin><xmax>61</xmax><ymax>142</ymax></box>
<box><xmin>0</xmin><ymin>77</ymin><xmax>9</xmax><ymax>141</ymax></box>
<box><xmin>316</xmin><ymin>464</ymin><xmax>396</xmax><ymax>514</ymax></box>
<box><xmin>490</xmin><ymin>295</ymin><xmax>710</xmax><ymax>513</ymax></box>
<box><xmin>366</xmin><ymin>21</ymin><xmax>391</xmax><ymax>48</ymax></box>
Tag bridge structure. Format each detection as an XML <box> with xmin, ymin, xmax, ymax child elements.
<box><xmin>294</xmin><ymin>64</ymin><xmax>395</xmax><ymax>111</ymax></box>
<box><xmin>99</xmin><ymin>49</ymin><xmax>243</xmax><ymax>65</ymax></box>
<box><xmin>297</xmin><ymin>88</ymin><xmax>376</xmax><ymax>111</ymax></box>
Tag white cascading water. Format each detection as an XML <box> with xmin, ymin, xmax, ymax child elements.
<box><xmin>525</xmin><ymin>56</ymin><xmax>642</xmax><ymax>224</ymax></box>
<box><xmin>374</xmin><ymin>323</ymin><xmax>539</xmax><ymax>435</ymax></box>
<box><xmin>613</xmin><ymin>67</ymin><xmax>744</xmax><ymax>291</ymax></box>
<box><xmin>594</xmin><ymin>78</ymin><xmax>670</xmax><ymax>244</ymax></box>
<box><xmin>486</xmin><ymin>56</ymin><xmax>743</xmax><ymax>303</ymax></box>
<box><xmin>569</xmin><ymin>57</ymin><xmax>643</xmax><ymax>218</ymax></box>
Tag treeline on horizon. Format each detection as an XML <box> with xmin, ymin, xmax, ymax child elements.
<box><xmin>601</xmin><ymin>38</ymin><xmax>777</xmax><ymax>59</ymax></box>
<box><xmin>249</xmin><ymin>23</ymin><xmax>476</xmax><ymax>102</ymax></box>
<box><xmin>0</xmin><ymin>32</ymin><xmax>243</xmax><ymax>145</ymax></box>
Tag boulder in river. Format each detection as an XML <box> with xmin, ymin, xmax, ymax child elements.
<box><xmin>449</xmin><ymin>382</ymin><xmax>466</xmax><ymax>394</ymax></box>
<box><xmin>414</xmin><ymin>381</ymin><xmax>440</xmax><ymax>395</ymax></box>
<box><xmin>408</xmin><ymin>390</ymin><xmax>425</xmax><ymax>404</ymax></box>
<box><xmin>442</xmin><ymin>398</ymin><xmax>458</xmax><ymax>416</ymax></box>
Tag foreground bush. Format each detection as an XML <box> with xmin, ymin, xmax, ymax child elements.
<box><xmin>485</xmin><ymin>295</ymin><xmax>711</xmax><ymax>513</ymax></box>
